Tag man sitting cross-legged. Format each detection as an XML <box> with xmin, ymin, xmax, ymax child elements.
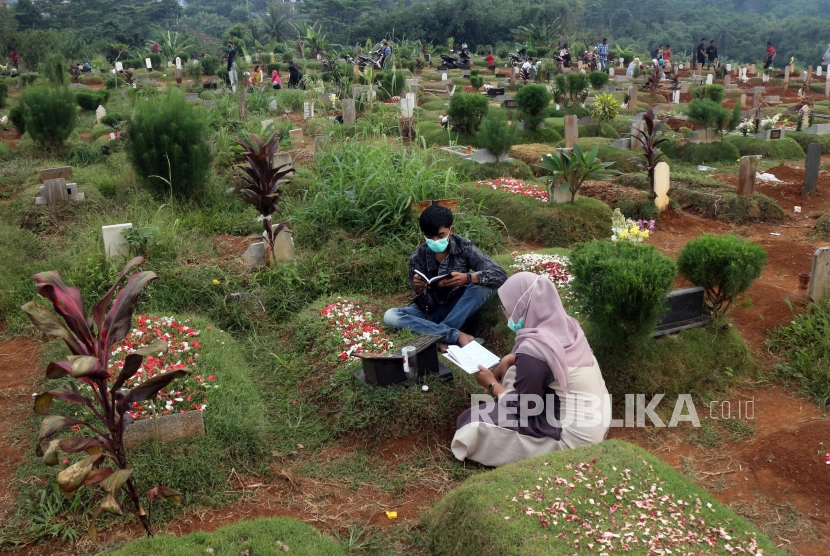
<box><xmin>384</xmin><ymin>205</ymin><xmax>508</xmax><ymax>351</ymax></box>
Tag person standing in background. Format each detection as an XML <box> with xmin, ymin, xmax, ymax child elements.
<box><xmin>227</xmin><ymin>42</ymin><xmax>238</xmax><ymax>93</ymax></box>
<box><xmin>764</xmin><ymin>41</ymin><xmax>776</xmax><ymax>69</ymax></box>
<box><xmin>597</xmin><ymin>38</ymin><xmax>609</xmax><ymax>71</ymax></box>
<box><xmin>696</xmin><ymin>38</ymin><xmax>706</xmax><ymax>69</ymax></box>
<box><xmin>706</xmin><ymin>40</ymin><xmax>719</xmax><ymax>70</ymax></box>
<box><xmin>487</xmin><ymin>51</ymin><xmax>495</xmax><ymax>71</ymax></box>
<box><xmin>663</xmin><ymin>45</ymin><xmax>672</xmax><ymax>70</ymax></box>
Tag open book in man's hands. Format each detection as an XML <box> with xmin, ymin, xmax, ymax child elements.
<box><xmin>414</xmin><ymin>269</ymin><xmax>452</xmax><ymax>289</ymax></box>
<box><xmin>442</xmin><ymin>342</ymin><xmax>500</xmax><ymax>374</ymax></box>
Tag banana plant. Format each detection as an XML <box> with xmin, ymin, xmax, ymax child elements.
<box><xmin>22</xmin><ymin>257</ymin><xmax>186</xmax><ymax>540</ymax></box>
<box><xmin>536</xmin><ymin>144</ymin><xmax>620</xmax><ymax>203</ymax></box>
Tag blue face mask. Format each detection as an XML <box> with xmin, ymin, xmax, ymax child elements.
<box><xmin>507</xmin><ymin>316</ymin><xmax>524</xmax><ymax>332</ymax></box>
<box><xmin>507</xmin><ymin>276</ymin><xmax>540</xmax><ymax>333</ymax></box>
<box><xmin>425</xmin><ymin>236</ymin><xmax>449</xmax><ymax>253</ymax></box>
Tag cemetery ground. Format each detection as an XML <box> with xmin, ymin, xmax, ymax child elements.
<box><xmin>1</xmin><ymin>58</ymin><xmax>830</xmax><ymax>555</ymax></box>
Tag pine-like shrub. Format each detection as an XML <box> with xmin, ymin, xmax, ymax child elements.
<box><xmin>17</xmin><ymin>86</ymin><xmax>77</xmax><ymax>148</ymax></box>
<box><xmin>0</xmin><ymin>142</ymin><xmax>13</xmax><ymax>160</ymax></box>
<box><xmin>475</xmin><ymin>112</ymin><xmax>519</xmax><ymax>161</ymax></box>
<box><xmin>588</xmin><ymin>71</ymin><xmax>610</xmax><ymax>89</ymax></box>
<box><xmin>692</xmin><ymin>84</ymin><xmax>726</xmax><ymax>103</ymax></box>
<box><xmin>200</xmin><ymin>55</ymin><xmax>220</xmax><ymax>76</ymax></box>
<box><xmin>569</xmin><ymin>240</ymin><xmax>676</xmax><ymax>347</ymax></box>
<box><xmin>677</xmin><ymin>234</ymin><xmax>767</xmax><ymax>318</ymax></box>
<box><xmin>75</xmin><ymin>90</ymin><xmax>109</xmax><ymax>111</ymax></box>
<box><xmin>0</xmin><ymin>79</ymin><xmax>8</xmax><ymax>108</ymax></box>
<box><xmin>470</xmin><ymin>75</ymin><xmax>484</xmax><ymax>89</ymax></box>
<box><xmin>9</xmin><ymin>103</ymin><xmax>26</xmax><ymax>133</ymax></box>
<box><xmin>127</xmin><ymin>90</ymin><xmax>212</xmax><ymax>198</ymax></box>
<box><xmin>148</xmin><ymin>53</ymin><xmax>162</xmax><ymax>69</ymax></box>
<box><xmin>515</xmin><ymin>83</ymin><xmax>551</xmax><ymax>130</ymax></box>
<box><xmin>447</xmin><ymin>92</ymin><xmax>490</xmax><ymax>134</ymax></box>
<box><xmin>41</xmin><ymin>54</ymin><xmax>68</xmax><ymax>87</ymax></box>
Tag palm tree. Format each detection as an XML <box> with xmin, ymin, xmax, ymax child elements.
<box><xmin>711</xmin><ymin>21</ymin><xmax>735</xmax><ymax>59</ymax></box>
<box><xmin>263</xmin><ymin>4</ymin><xmax>291</xmax><ymax>43</ymax></box>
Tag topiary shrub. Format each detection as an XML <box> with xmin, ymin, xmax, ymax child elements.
<box><xmin>588</xmin><ymin>70</ymin><xmax>610</xmax><ymax>89</ymax></box>
<box><xmin>515</xmin><ymin>83</ymin><xmax>551</xmax><ymax>130</ymax></box>
<box><xmin>724</xmin><ymin>136</ymin><xmax>804</xmax><ymax>160</ymax></box>
<box><xmin>200</xmin><ymin>55</ymin><xmax>220</xmax><ymax>76</ymax></box>
<box><xmin>677</xmin><ymin>141</ymin><xmax>740</xmax><ymax>164</ymax></box>
<box><xmin>66</xmin><ymin>142</ymin><xmax>104</xmax><ymax>166</ymax></box>
<box><xmin>127</xmin><ymin>90</ymin><xmax>212</xmax><ymax>198</ymax></box>
<box><xmin>692</xmin><ymin>84</ymin><xmax>726</xmax><ymax>103</ymax></box>
<box><xmin>265</xmin><ymin>62</ymin><xmax>281</xmax><ymax>75</ymax></box>
<box><xmin>9</xmin><ymin>103</ymin><xmax>26</xmax><ymax>133</ymax></box>
<box><xmin>16</xmin><ymin>86</ymin><xmax>77</xmax><ymax>148</ymax></box>
<box><xmin>41</xmin><ymin>54</ymin><xmax>68</xmax><ymax>87</ymax></box>
<box><xmin>577</xmin><ymin>123</ymin><xmax>620</xmax><ymax>139</ymax></box>
<box><xmin>569</xmin><ymin>240</ymin><xmax>676</xmax><ymax>347</ymax></box>
<box><xmin>75</xmin><ymin>90</ymin><xmax>109</xmax><ymax>110</ymax></box>
<box><xmin>447</xmin><ymin>92</ymin><xmax>490</xmax><ymax>134</ymax></box>
<box><xmin>0</xmin><ymin>142</ymin><xmax>13</xmax><ymax>161</ymax></box>
<box><xmin>173</xmin><ymin>51</ymin><xmax>189</xmax><ymax>63</ymax></box>
<box><xmin>105</xmin><ymin>76</ymin><xmax>126</xmax><ymax>89</ymax></box>
<box><xmin>0</xmin><ymin>79</ymin><xmax>8</xmax><ymax>108</ymax></box>
<box><xmin>470</xmin><ymin>75</ymin><xmax>484</xmax><ymax>89</ymax></box>
<box><xmin>80</xmin><ymin>73</ymin><xmax>105</xmax><ymax>86</ymax></box>
<box><xmin>475</xmin><ymin>111</ymin><xmax>519</xmax><ymax>161</ymax></box>
<box><xmin>677</xmin><ymin>234</ymin><xmax>767</xmax><ymax>318</ymax></box>
<box><xmin>101</xmin><ymin>113</ymin><xmax>125</xmax><ymax>127</ymax></box>
<box><xmin>787</xmin><ymin>131</ymin><xmax>830</xmax><ymax>154</ymax></box>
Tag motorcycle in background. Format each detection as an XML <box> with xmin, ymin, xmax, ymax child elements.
<box><xmin>508</xmin><ymin>47</ymin><xmax>529</xmax><ymax>68</ymax></box>
<box><xmin>437</xmin><ymin>43</ymin><xmax>471</xmax><ymax>70</ymax></box>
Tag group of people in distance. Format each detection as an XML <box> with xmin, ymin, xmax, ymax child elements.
<box><xmin>383</xmin><ymin>206</ymin><xmax>610</xmax><ymax>468</ymax></box>
<box><xmin>225</xmin><ymin>42</ymin><xmax>304</xmax><ymax>93</ymax></box>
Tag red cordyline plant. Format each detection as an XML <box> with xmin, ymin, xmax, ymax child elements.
<box><xmin>630</xmin><ymin>107</ymin><xmax>669</xmax><ymax>199</ymax></box>
<box><xmin>9</xmin><ymin>51</ymin><xmax>20</xmax><ymax>71</ymax></box>
<box><xmin>22</xmin><ymin>257</ymin><xmax>187</xmax><ymax>540</ymax></box>
<box><xmin>234</xmin><ymin>131</ymin><xmax>293</xmax><ymax>265</ymax></box>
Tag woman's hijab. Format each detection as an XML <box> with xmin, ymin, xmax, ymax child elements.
<box><xmin>497</xmin><ymin>272</ymin><xmax>594</xmax><ymax>393</ymax></box>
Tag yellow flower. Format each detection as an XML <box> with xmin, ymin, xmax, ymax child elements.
<box><xmin>642</xmin><ymin>230</ymin><xmax>650</xmax><ymax>238</ymax></box>
<box><xmin>212</xmin><ymin>279</ymin><xmax>220</xmax><ymax>285</ymax></box>
<box><xmin>619</xmin><ymin>230</ymin><xmax>629</xmax><ymax>239</ymax></box>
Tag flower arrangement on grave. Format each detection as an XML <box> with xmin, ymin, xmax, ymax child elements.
<box><xmin>611</xmin><ymin>208</ymin><xmax>650</xmax><ymax>243</ymax></box>
<box><xmin>736</xmin><ymin>118</ymin><xmax>756</xmax><ymax>136</ymax></box>
<box><xmin>108</xmin><ymin>315</ymin><xmax>212</xmax><ymax>421</ymax></box>
<box><xmin>477</xmin><ymin>178</ymin><xmax>549</xmax><ymax>203</ymax></box>
<box><xmin>500</xmin><ymin>458</ymin><xmax>767</xmax><ymax>554</ymax></box>
<box><xmin>320</xmin><ymin>299</ymin><xmax>395</xmax><ymax>360</ymax></box>
<box><xmin>510</xmin><ymin>252</ymin><xmax>576</xmax><ymax>308</ymax></box>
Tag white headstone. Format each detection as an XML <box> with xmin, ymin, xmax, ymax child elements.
<box><xmin>145</xmin><ymin>58</ymin><xmax>152</xmax><ymax>70</ymax></box>
<box><xmin>609</xmin><ymin>67</ymin><xmax>615</xmax><ymax>76</ymax></box>
<box><xmin>303</xmin><ymin>102</ymin><xmax>314</xmax><ymax>120</ymax></box>
<box><xmin>706</xmin><ymin>74</ymin><xmax>714</xmax><ymax>85</ymax></box>
<box><xmin>175</xmin><ymin>57</ymin><xmax>182</xmax><ymax>69</ymax></box>
<box><xmin>96</xmin><ymin>105</ymin><xmax>106</xmax><ymax>124</ymax></box>
<box><xmin>808</xmin><ymin>247</ymin><xmax>830</xmax><ymax>304</ymax></box>
<box><xmin>244</xmin><ymin>55</ymin><xmax>251</xmax><ymax>63</ymax></box>
<box><xmin>242</xmin><ymin>241</ymin><xmax>266</xmax><ymax>267</ymax></box>
<box><xmin>726</xmin><ymin>63</ymin><xmax>731</xmax><ymax>71</ymax></box>
<box><xmin>398</xmin><ymin>97</ymin><xmax>414</xmax><ymax>118</ymax></box>
<box><xmin>115</xmin><ymin>61</ymin><xmax>123</xmax><ymax>72</ymax></box>
<box><xmin>762</xmin><ymin>72</ymin><xmax>769</xmax><ymax>82</ymax></box>
<box><xmin>102</xmin><ymin>223</ymin><xmax>132</xmax><ymax>259</ymax></box>
<box><xmin>654</xmin><ymin>162</ymin><xmax>670</xmax><ymax>211</ymax></box>
<box><xmin>441</xmin><ymin>72</ymin><xmax>447</xmax><ymax>81</ymax></box>
<box><xmin>672</xmin><ymin>90</ymin><xmax>680</xmax><ymax>103</ymax></box>
<box><xmin>619</xmin><ymin>58</ymin><xmax>624</xmax><ymax>68</ymax></box>
<box><xmin>818</xmin><ymin>67</ymin><xmax>823</xmax><ymax>77</ymax></box>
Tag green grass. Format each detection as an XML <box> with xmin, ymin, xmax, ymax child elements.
<box><xmin>768</xmin><ymin>299</ymin><xmax>830</xmax><ymax>405</ymax></box>
<box><xmin>423</xmin><ymin>440</ymin><xmax>784</xmax><ymax>555</ymax></box>
<box><xmin>461</xmin><ymin>183</ymin><xmax>612</xmax><ymax>247</ymax></box>
<box><xmin>103</xmin><ymin>518</ymin><xmax>346</xmax><ymax>555</ymax></box>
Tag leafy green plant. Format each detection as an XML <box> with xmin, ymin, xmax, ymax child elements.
<box><xmin>631</xmin><ymin>107</ymin><xmax>669</xmax><ymax>198</ymax></box>
<box><xmin>589</xmin><ymin>92</ymin><xmax>619</xmax><ymax>133</ymax></box>
<box><xmin>536</xmin><ymin>144</ymin><xmax>620</xmax><ymax>203</ymax></box>
<box><xmin>21</xmin><ymin>257</ymin><xmax>185</xmax><ymax>540</ymax></box>
<box><xmin>9</xmin><ymin>103</ymin><xmax>26</xmax><ymax>133</ymax></box>
<box><xmin>569</xmin><ymin>240</ymin><xmax>676</xmax><ymax>347</ymax></box>
<box><xmin>475</xmin><ymin>112</ymin><xmax>519</xmax><ymax>162</ymax></box>
<box><xmin>470</xmin><ymin>75</ymin><xmax>484</xmax><ymax>90</ymax></box>
<box><xmin>514</xmin><ymin>83</ymin><xmax>551</xmax><ymax>130</ymax></box>
<box><xmin>447</xmin><ymin>92</ymin><xmax>490</xmax><ymax>134</ymax></box>
<box><xmin>16</xmin><ymin>86</ymin><xmax>77</xmax><ymax>149</ymax></box>
<box><xmin>101</xmin><ymin>113</ymin><xmax>126</xmax><ymax>128</ymax></box>
<box><xmin>0</xmin><ymin>78</ymin><xmax>9</xmax><ymax>108</ymax></box>
<box><xmin>379</xmin><ymin>70</ymin><xmax>406</xmax><ymax>99</ymax></box>
<box><xmin>66</xmin><ymin>143</ymin><xmax>104</xmax><ymax>166</ymax></box>
<box><xmin>693</xmin><ymin>84</ymin><xmax>726</xmax><ymax>103</ymax></box>
<box><xmin>234</xmin><ymin>131</ymin><xmax>293</xmax><ymax>266</ymax></box>
<box><xmin>105</xmin><ymin>76</ymin><xmax>126</xmax><ymax>89</ymax></box>
<box><xmin>676</xmin><ymin>234</ymin><xmax>767</xmax><ymax>318</ymax></box>
<box><xmin>75</xmin><ymin>90</ymin><xmax>109</xmax><ymax>111</ymax></box>
<box><xmin>24</xmin><ymin>483</ymin><xmax>83</xmax><ymax>545</ymax></box>
<box><xmin>554</xmin><ymin>73</ymin><xmax>590</xmax><ymax>104</ymax></box>
<box><xmin>588</xmin><ymin>71</ymin><xmax>610</xmax><ymax>89</ymax></box>
<box><xmin>41</xmin><ymin>54</ymin><xmax>68</xmax><ymax>87</ymax></box>
<box><xmin>126</xmin><ymin>90</ymin><xmax>212</xmax><ymax>198</ymax></box>
<box><xmin>200</xmin><ymin>55</ymin><xmax>220</xmax><ymax>76</ymax></box>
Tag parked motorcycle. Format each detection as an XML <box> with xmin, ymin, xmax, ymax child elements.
<box><xmin>344</xmin><ymin>51</ymin><xmax>382</xmax><ymax>71</ymax></box>
<box><xmin>508</xmin><ymin>47</ymin><xmax>528</xmax><ymax>68</ymax></box>
<box><xmin>437</xmin><ymin>44</ymin><xmax>471</xmax><ymax>70</ymax></box>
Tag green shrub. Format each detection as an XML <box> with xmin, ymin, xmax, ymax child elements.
<box><xmin>692</xmin><ymin>84</ymin><xmax>726</xmax><ymax>103</ymax></box>
<box><xmin>20</xmin><ymin>73</ymin><xmax>38</xmax><ymax>86</ymax></box>
<box><xmin>461</xmin><ymin>184</ymin><xmax>612</xmax><ymax>247</ymax></box>
<box><xmin>9</xmin><ymin>103</ymin><xmax>26</xmax><ymax>133</ymax></box>
<box><xmin>617</xmin><ymin>195</ymin><xmax>660</xmax><ymax>221</ymax></box>
<box><xmin>200</xmin><ymin>55</ymin><xmax>220</xmax><ymax>76</ymax></box>
<box><xmin>590</xmin><ymin>92</ymin><xmax>619</xmax><ymax>129</ymax></box>
<box><xmin>41</xmin><ymin>53</ymin><xmax>68</xmax><ymax>87</ymax></box>
<box><xmin>101</xmin><ymin>112</ymin><xmax>125</xmax><ymax>127</ymax></box>
<box><xmin>422</xmin><ymin>100</ymin><xmax>449</xmax><ymax>111</ymax></box>
<box><xmin>217</xmin><ymin>67</ymin><xmax>229</xmax><ymax>84</ymax></box>
<box><xmin>469</xmin><ymin>75</ymin><xmax>484</xmax><ymax>89</ymax></box>
<box><xmin>173</xmin><ymin>51</ymin><xmax>189</xmax><ymax>63</ymax></box>
<box><xmin>677</xmin><ymin>234</ymin><xmax>767</xmax><ymax>317</ymax></box>
<box><xmin>0</xmin><ymin>78</ymin><xmax>8</xmax><ymax>108</ymax></box>
<box><xmin>104</xmin><ymin>518</ymin><xmax>346</xmax><ymax>556</ymax></box>
<box><xmin>148</xmin><ymin>52</ymin><xmax>162</xmax><ymax>69</ymax></box>
<box><xmin>447</xmin><ymin>92</ymin><xmax>490</xmax><ymax>134</ymax></box>
<box><xmin>554</xmin><ymin>72</ymin><xmax>590</xmax><ymax>103</ymax></box>
<box><xmin>75</xmin><ymin>90</ymin><xmax>109</xmax><ymax>110</ymax></box>
<box><xmin>812</xmin><ymin>212</ymin><xmax>830</xmax><ymax>240</ymax></box>
<box><xmin>676</xmin><ymin>141</ymin><xmax>740</xmax><ymax>164</ymax></box>
<box><xmin>79</xmin><ymin>73</ymin><xmax>105</xmax><ymax>86</ymax></box>
<box><xmin>265</xmin><ymin>62</ymin><xmax>281</xmax><ymax>75</ymax></box>
<box><xmin>66</xmin><ymin>143</ymin><xmax>103</xmax><ymax>166</ymax></box>
<box><xmin>105</xmin><ymin>76</ymin><xmax>125</xmax><ymax>89</ymax></box>
<box><xmin>17</xmin><ymin>86</ymin><xmax>77</xmax><ymax>148</ymax></box>
<box><xmin>122</xmin><ymin>59</ymin><xmax>143</xmax><ymax>69</ymax></box>
<box><xmin>424</xmin><ymin>440</ymin><xmax>784</xmax><ymax>556</ymax></box>
<box><xmin>518</xmin><ymin>126</ymin><xmax>561</xmax><ymax>144</ymax></box>
<box><xmin>578</xmin><ymin>122</ymin><xmax>620</xmax><ymax>139</ymax></box>
<box><xmin>787</xmin><ymin>131</ymin><xmax>830</xmax><ymax>154</ymax></box>
<box><xmin>769</xmin><ymin>299</ymin><xmax>830</xmax><ymax>405</ymax></box>
<box><xmin>596</xmin><ymin>144</ymin><xmax>639</xmax><ymax>172</ymax></box>
<box><xmin>127</xmin><ymin>90</ymin><xmax>212</xmax><ymax>198</ymax></box>
<box><xmin>379</xmin><ymin>70</ymin><xmax>406</xmax><ymax>99</ymax></box>
<box><xmin>0</xmin><ymin>142</ymin><xmax>13</xmax><ymax>161</ymax></box>
<box><xmin>514</xmin><ymin>83</ymin><xmax>551</xmax><ymax>130</ymax></box>
<box><xmin>724</xmin><ymin>136</ymin><xmax>804</xmax><ymax>159</ymax></box>
<box><xmin>687</xmin><ymin>98</ymin><xmax>730</xmax><ymax>133</ymax></box>
<box><xmin>587</xmin><ymin>70</ymin><xmax>610</xmax><ymax>89</ymax></box>
<box><xmin>475</xmin><ymin>111</ymin><xmax>519</xmax><ymax>161</ymax></box>
<box><xmin>569</xmin><ymin>240</ymin><xmax>676</xmax><ymax>347</ymax></box>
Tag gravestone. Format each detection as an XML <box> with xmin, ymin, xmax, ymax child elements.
<box><xmin>398</xmin><ymin>96</ymin><xmax>414</xmax><ymax>118</ymax></box>
<box><xmin>342</xmin><ymin>99</ymin><xmax>356</xmax><ymax>125</ymax></box>
<box><xmin>672</xmin><ymin>90</ymin><xmax>680</xmax><ymax>103</ymax></box>
<box><xmin>352</xmin><ymin>86</ymin><xmax>364</xmax><ymax>100</ymax></box>
<box><xmin>765</xmin><ymin>95</ymin><xmax>781</xmax><ymax>105</ymax></box>
<box><xmin>40</xmin><ymin>166</ymin><xmax>73</xmax><ymax>181</ymax></box>
<box><xmin>653</xmin><ymin>162</ymin><xmax>670</xmax><ymax>211</ymax></box>
<box><xmin>740</xmin><ymin>93</ymin><xmax>746</xmax><ymax>107</ymax></box>
<box><xmin>564</xmin><ymin>115</ymin><xmax>578</xmax><ymax>148</ymax></box>
<box><xmin>577</xmin><ymin>116</ymin><xmax>597</xmax><ymax>126</ymax></box>
<box><xmin>627</xmin><ymin>86</ymin><xmax>638</xmax><ymax>111</ymax></box>
<box><xmin>261</xmin><ymin>119</ymin><xmax>274</xmax><ymax>132</ymax></box>
<box><xmin>610</xmin><ymin>138</ymin><xmax>631</xmax><ymax>149</ymax></box>
<box><xmin>175</xmin><ymin>57</ymin><xmax>181</xmax><ymax>69</ymax></box>
<box><xmin>693</xmin><ymin>75</ymin><xmax>703</xmax><ymax>85</ymax></box>
<box><xmin>723</xmin><ymin>74</ymin><xmax>731</xmax><ymax>88</ymax></box>
<box><xmin>818</xmin><ymin>67</ymin><xmax>823</xmax><ymax>77</ymax></box>
<box><xmin>441</xmin><ymin>72</ymin><xmax>447</xmax><ymax>82</ymax></box>
<box><xmin>804</xmin><ymin>123</ymin><xmax>830</xmax><ymax>135</ymax></box>
<box><xmin>737</xmin><ymin>156</ymin><xmax>757</xmax><ymax>195</ymax></box>
<box><xmin>186</xmin><ymin>93</ymin><xmax>199</xmax><ymax>102</ymax></box>
<box><xmin>688</xmin><ymin>129</ymin><xmax>718</xmax><ymax>143</ymax></box>
<box><xmin>826</xmin><ymin>79</ymin><xmax>830</xmax><ymax>98</ymax></box>
<box><xmin>751</xmin><ymin>64</ymin><xmax>756</xmax><ymax>74</ymax></box>
<box><xmin>802</xmin><ymin>143</ymin><xmax>822</xmax><ymax>195</ymax></box>
<box><xmin>288</xmin><ymin>128</ymin><xmax>304</xmax><ymax>148</ymax></box>
<box><xmin>577</xmin><ymin>60</ymin><xmax>583</xmax><ymax>71</ymax></box>
<box><xmin>630</xmin><ymin>119</ymin><xmax>644</xmax><ymax>143</ymax></box>
<box><xmin>273</xmin><ymin>230</ymin><xmax>294</xmax><ymax>262</ymax></box>
<box><xmin>653</xmin><ymin>287</ymin><xmax>711</xmax><ymax>336</ymax></box>
<box><xmin>272</xmin><ymin>152</ymin><xmax>295</xmax><ymax>174</ymax></box>
<box><xmin>756</xmin><ymin>129</ymin><xmax>784</xmax><ymax>140</ymax></box>
<box><xmin>102</xmin><ymin>223</ymin><xmax>132</xmax><ymax>258</ymax></box>
<box><xmin>726</xmin><ymin>63</ymin><xmax>732</xmax><ymax>72</ymax></box>
<box><xmin>124</xmin><ymin>410</ymin><xmax>205</xmax><ymax>450</ymax></box>
<box><xmin>115</xmin><ymin>61</ymin><xmax>123</xmax><ymax>72</ymax></box>
<box><xmin>303</xmin><ymin>102</ymin><xmax>314</xmax><ymax>120</ymax></box>
<box><xmin>242</xmin><ymin>242</ymin><xmax>266</xmax><ymax>266</ymax></box>
<box><xmin>784</xmin><ymin>66</ymin><xmax>790</xmax><ymax>82</ymax></box>
<box><xmin>144</xmin><ymin>58</ymin><xmax>152</xmax><ymax>70</ymax></box>
<box><xmin>239</xmin><ymin>86</ymin><xmax>247</xmax><ymax>119</ymax></box>
<box><xmin>40</xmin><ymin>178</ymin><xmax>69</xmax><ymax>204</ymax></box>
<box><xmin>706</xmin><ymin>74</ymin><xmax>714</xmax><ymax>85</ymax></box>
<box><xmin>618</xmin><ymin>58</ymin><xmax>625</xmax><ymax>68</ymax></box>
<box><xmin>753</xmin><ymin>89</ymin><xmax>761</xmax><ymax>107</ymax></box>
<box><xmin>608</xmin><ymin>67</ymin><xmax>614</xmax><ymax>77</ymax></box>
<box><xmin>501</xmin><ymin>99</ymin><xmax>518</xmax><ymax>109</ymax></box>
<box><xmin>808</xmin><ymin>247</ymin><xmax>830</xmax><ymax>304</ymax></box>
<box><xmin>679</xmin><ymin>81</ymin><xmax>689</xmax><ymax>94</ymax></box>
<box><xmin>201</xmin><ymin>99</ymin><xmax>215</xmax><ymax>108</ymax></box>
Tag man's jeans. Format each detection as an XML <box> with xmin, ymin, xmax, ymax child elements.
<box><xmin>384</xmin><ymin>285</ymin><xmax>493</xmax><ymax>344</ymax></box>
<box><xmin>229</xmin><ymin>68</ymin><xmax>237</xmax><ymax>92</ymax></box>
<box><xmin>599</xmin><ymin>57</ymin><xmax>607</xmax><ymax>71</ymax></box>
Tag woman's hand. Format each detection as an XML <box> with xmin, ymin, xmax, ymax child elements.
<box><xmin>474</xmin><ymin>366</ymin><xmax>497</xmax><ymax>389</ymax></box>
<box><xmin>492</xmin><ymin>354</ymin><xmax>515</xmax><ymax>382</ymax></box>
